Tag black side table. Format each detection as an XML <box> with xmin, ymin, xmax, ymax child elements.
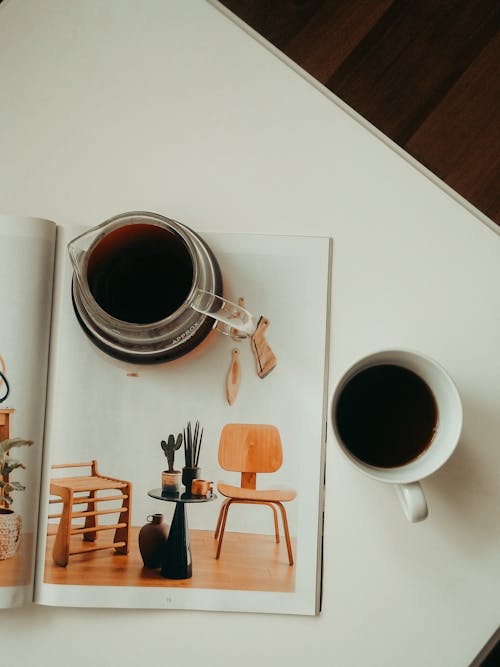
<box><xmin>147</xmin><ymin>488</ymin><xmax>217</xmax><ymax>579</ymax></box>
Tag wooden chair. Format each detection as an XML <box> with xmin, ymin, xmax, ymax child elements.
<box><xmin>49</xmin><ymin>461</ymin><xmax>132</xmax><ymax>567</ymax></box>
<box><xmin>214</xmin><ymin>423</ymin><xmax>296</xmax><ymax>565</ymax></box>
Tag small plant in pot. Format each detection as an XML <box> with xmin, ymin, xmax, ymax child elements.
<box><xmin>182</xmin><ymin>420</ymin><xmax>204</xmax><ymax>494</ymax></box>
<box><xmin>161</xmin><ymin>433</ymin><xmax>183</xmax><ymax>494</ymax></box>
<box><xmin>0</xmin><ymin>437</ymin><xmax>33</xmax><ymax>560</ymax></box>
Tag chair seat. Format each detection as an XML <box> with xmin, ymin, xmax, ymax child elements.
<box><xmin>51</xmin><ymin>476</ymin><xmax>128</xmax><ymax>493</ymax></box>
<box><xmin>217</xmin><ymin>482</ymin><xmax>296</xmax><ymax>503</ymax></box>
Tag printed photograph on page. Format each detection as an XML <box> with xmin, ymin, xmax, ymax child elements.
<box><xmin>36</xmin><ymin>220</ymin><xmax>330</xmax><ymax>615</ymax></box>
<box><xmin>0</xmin><ymin>215</ymin><xmax>56</xmax><ymax>608</ymax></box>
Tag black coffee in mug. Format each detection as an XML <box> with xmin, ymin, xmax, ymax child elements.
<box><xmin>335</xmin><ymin>364</ymin><xmax>438</xmax><ymax>468</ymax></box>
<box><xmin>87</xmin><ymin>223</ymin><xmax>194</xmax><ymax>324</ymax></box>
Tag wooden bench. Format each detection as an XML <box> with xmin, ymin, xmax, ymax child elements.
<box><xmin>49</xmin><ymin>461</ymin><xmax>132</xmax><ymax>567</ymax></box>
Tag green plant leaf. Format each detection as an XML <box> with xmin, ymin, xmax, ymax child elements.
<box><xmin>8</xmin><ymin>482</ymin><xmax>25</xmax><ymax>491</ymax></box>
<box><xmin>1</xmin><ymin>481</ymin><xmax>25</xmax><ymax>492</ymax></box>
<box><xmin>0</xmin><ymin>438</ymin><xmax>33</xmax><ymax>456</ymax></box>
<box><xmin>1</xmin><ymin>457</ymin><xmax>26</xmax><ymax>475</ymax></box>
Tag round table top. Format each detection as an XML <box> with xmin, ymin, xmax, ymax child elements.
<box><xmin>148</xmin><ymin>488</ymin><xmax>217</xmax><ymax>504</ymax></box>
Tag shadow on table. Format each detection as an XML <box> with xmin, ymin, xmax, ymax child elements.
<box><xmin>424</xmin><ymin>393</ymin><xmax>499</xmax><ymax>555</ymax></box>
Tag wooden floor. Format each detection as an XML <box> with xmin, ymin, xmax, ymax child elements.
<box><xmin>0</xmin><ymin>533</ymin><xmax>33</xmax><ymax>587</ymax></box>
<box><xmin>219</xmin><ymin>0</ymin><xmax>500</xmax><ymax>226</ymax></box>
<box><xmin>43</xmin><ymin>526</ymin><xmax>295</xmax><ymax>592</ymax></box>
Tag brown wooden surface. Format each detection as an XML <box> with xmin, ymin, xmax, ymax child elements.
<box><xmin>43</xmin><ymin>526</ymin><xmax>296</xmax><ymax>591</ymax></box>
<box><xmin>0</xmin><ymin>408</ymin><xmax>15</xmax><ymax>442</ymax></box>
<box><xmin>217</xmin><ymin>483</ymin><xmax>296</xmax><ymax>502</ymax></box>
<box><xmin>219</xmin><ymin>0</ymin><xmax>500</xmax><ymax>225</ymax></box>
<box><xmin>406</xmin><ymin>29</ymin><xmax>500</xmax><ymax>220</ymax></box>
<box><xmin>0</xmin><ymin>532</ymin><xmax>33</xmax><ymax>587</ymax></box>
<box><xmin>50</xmin><ymin>461</ymin><xmax>132</xmax><ymax>566</ymax></box>
<box><xmin>251</xmin><ymin>317</ymin><xmax>277</xmax><ymax>378</ymax></box>
<box><xmin>218</xmin><ymin>423</ymin><xmax>283</xmax><ymax>472</ymax></box>
<box><xmin>226</xmin><ymin>348</ymin><xmax>241</xmax><ymax>405</ymax></box>
<box><xmin>216</xmin><ymin>424</ymin><xmax>296</xmax><ymax>565</ymax></box>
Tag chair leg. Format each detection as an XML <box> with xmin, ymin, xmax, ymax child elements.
<box><xmin>83</xmin><ymin>490</ymin><xmax>97</xmax><ymax>542</ymax></box>
<box><xmin>215</xmin><ymin>498</ymin><xmax>291</xmax><ymax>563</ymax></box>
<box><xmin>114</xmin><ymin>482</ymin><xmax>132</xmax><ymax>554</ymax></box>
<box><xmin>214</xmin><ymin>499</ymin><xmax>230</xmax><ymax>540</ymax></box>
<box><xmin>53</xmin><ymin>488</ymin><xmax>72</xmax><ymax>567</ymax></box>
<box><xmin>257</xmin><ymin>501</ymin><xmax>280</xmax><ymax>542</ymax></box>
<box><xmin>215</xmin><ymin>499</ymin><xmax>233</xmax><ymax>559</ymax></box>
<box><xmin>267</xmin><ymin>502</ymin><xmax>280</xmax><ymax>543</ymax></box>
<box><xmin>276</xmin><ymin>502</ymin><xmax>294</xmax><ymax>566</ymax></box>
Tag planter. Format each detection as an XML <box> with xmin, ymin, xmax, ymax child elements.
<box><xmin>182</xmin><ymin>466</ymin><xmax>200</xmax><ymax>494</ymax></box>
<box><xmin>138</xmin><ymin>513</ymin><xmax>169</xmax><ymax>569</ymax></box>
<box><xmin>161</xmin><ymin>470</ymin><xmax>181</xmax><ymax>495</ymax></box>
<box><xmin>0</xmin><ymin>508</ymin><xmax>21</xmax><ymax>560</ymax></box>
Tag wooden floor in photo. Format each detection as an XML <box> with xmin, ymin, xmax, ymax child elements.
<box><xmin>43</xmin><ymin>526</ymin><xmax>296</xmax><ymax>592</ymax></box>
<box><xmin>0</xmin><ymin>533</ymin><xmax>33</xmax><ymax>587</ymax></box>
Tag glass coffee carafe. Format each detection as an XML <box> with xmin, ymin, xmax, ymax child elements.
<box><xmin>68</xmin><ymin>211</ymin><xmax>259</xmax><ymax>364</ymax></box>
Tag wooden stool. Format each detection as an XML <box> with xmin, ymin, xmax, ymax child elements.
<box><xmin>49</xmin><ymin>461</ymin><xmax>132</xmax><ymax>567</ymax></box>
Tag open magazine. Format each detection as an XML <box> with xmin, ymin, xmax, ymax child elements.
<box><xmin>0</xmin><ymin>212</ymin><xmax>331</xmax><ymax>615</ymax></box>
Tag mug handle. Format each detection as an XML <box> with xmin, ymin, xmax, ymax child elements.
<box><xmin>394</xmin><ymin>482</ymin><xmax>428</xmax><ymax>522</ymax></box>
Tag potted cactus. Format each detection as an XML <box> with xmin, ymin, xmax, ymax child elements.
<box><xmin>161</xmin><ymin>433</ymin><xmax>183</xmax><ymax>494</ymax></box>
<box><xmin>0</xmin><ymin>437</ymin><xmax>33</xmax><ymax>560</ymax></box>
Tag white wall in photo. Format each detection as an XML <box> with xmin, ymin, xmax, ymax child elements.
<box><xmin>0</xmin><ymin>216</ymin><xmax>56</xmax><ymax>533</ymax></box>
<box><xmin>41</xmin><ymin>227</ymin><xmax>330</xmax><ymax>552</ymax></box>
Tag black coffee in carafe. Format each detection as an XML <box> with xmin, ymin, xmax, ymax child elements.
<box><xmin>87</xmin><ymin>223</ymin><xmax>194</xmax><ymax>324</ymax></box>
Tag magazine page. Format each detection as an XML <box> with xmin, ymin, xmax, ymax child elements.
<box><xmin>35</xmin><ymin>217</ymin><xmax>330</xmax><ymax>615</ymax></box>
<box><xmin>0</xmin><ymin>214</ymin><xmax>56</xmax><ymax>608</ymax></box>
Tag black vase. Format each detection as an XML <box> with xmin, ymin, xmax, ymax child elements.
<box><xmin>138</xmin><ymin>514</ymin><xmax>169</xmax><ymax>568</ymax></box>
<box><xmin>182</xmin><ymin>466</ymin><xmax>200</xmax><ymax>495</ymax></box>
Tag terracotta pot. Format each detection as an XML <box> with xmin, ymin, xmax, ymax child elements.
<box><xmin>138</xmin><ymin>514</ymin><xmax>169</xmax><ymax>569</ymax></box>
<box><xmin>162</xmin><ymin>470</ymin><xmax>181</xmax><ymax>495</ymax></box>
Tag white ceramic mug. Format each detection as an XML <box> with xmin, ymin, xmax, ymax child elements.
<box><xmin>330</xmin><ymin>349</ymin><xmax>462</xmax><ymax>522</ymax></box>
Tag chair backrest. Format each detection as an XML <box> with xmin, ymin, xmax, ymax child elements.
<box><xmin>51</xmin><ymin>460</ymin><xmax>99</xmax><ymax>477</ymax></box>
<box><xmin>218</xmin><ymin>424</ymin><xmax>283</xmax><ymax>473</ymax></box>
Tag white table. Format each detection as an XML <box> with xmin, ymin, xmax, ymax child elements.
<box><xmin>1</xmin><ymin>1</ymin><xmax>498</xmax><ymax>665</ymax></box>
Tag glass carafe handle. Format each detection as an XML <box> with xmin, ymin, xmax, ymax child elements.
<box><xmin>191</xmin><ymin>290</ymin><xmax>277</xmax><ymax>377</ymax></box>
<box><xmin>190</xmin><ymin>290</ymin><xmax>257</xmax><ymax>337</ymax></box>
